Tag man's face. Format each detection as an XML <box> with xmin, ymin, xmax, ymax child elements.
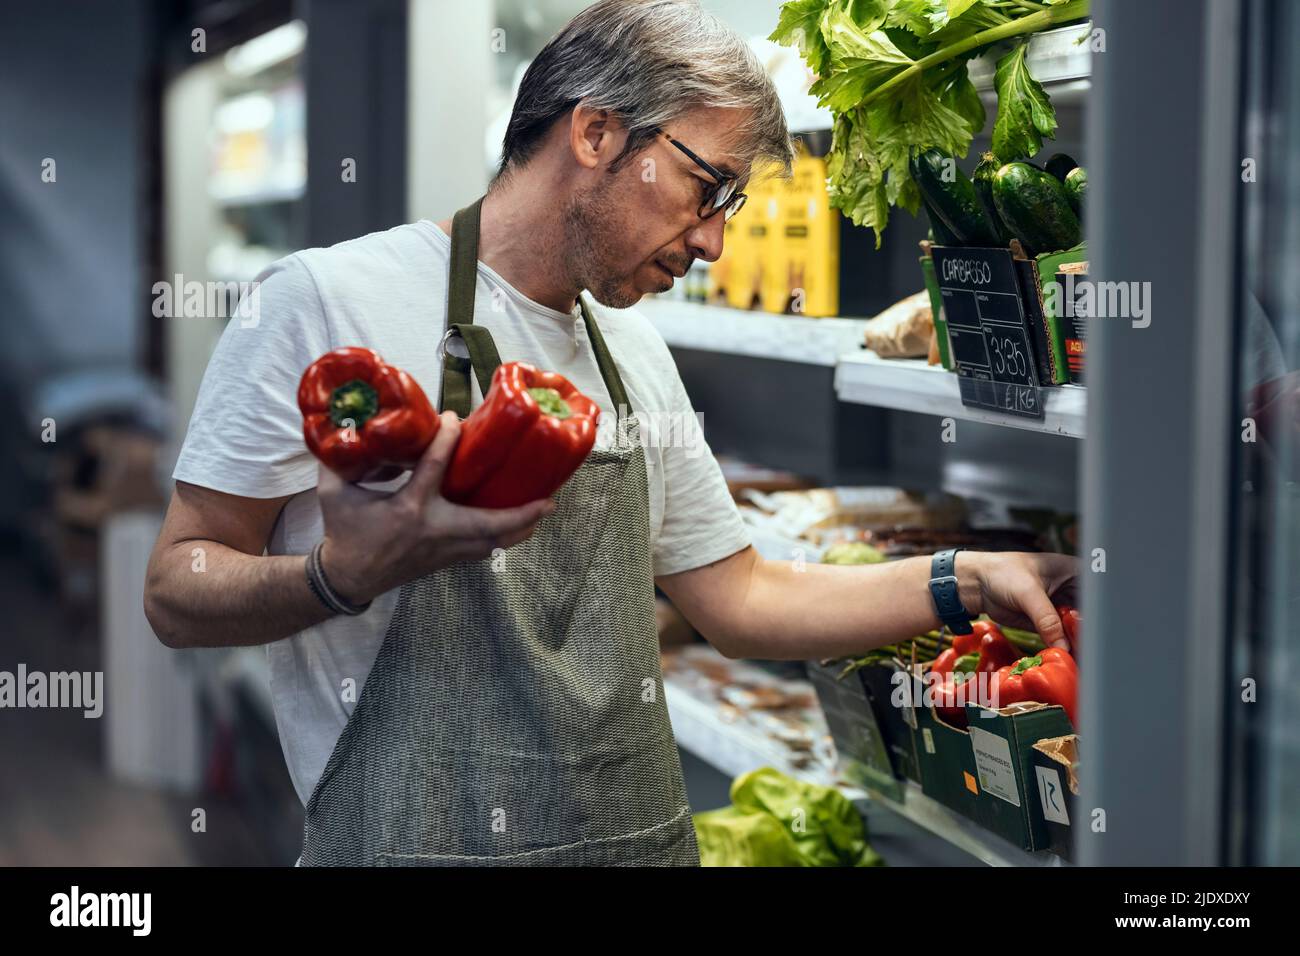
<box><xmin>563</xmin><ymin>108</ymin><xmax>749</xmax><ymax>310</ymax></box>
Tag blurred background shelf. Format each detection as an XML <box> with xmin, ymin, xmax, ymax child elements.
<box><xmin>835</xmin><ymin>351</ymin><xmax>1087</xmax><ymax>439</ymax></box>
<box><xmin>210</xmin><ymin>182</ymin><xmax>306</xmax><ymax>207</ymax></box>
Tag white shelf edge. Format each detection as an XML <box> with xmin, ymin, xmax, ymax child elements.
<box><xmin>969</xmin><ymin>21</ymin><xmax>1093</xmax><ymax>91</ymax></box>
<box><xmin>834</xmin><ymin>351</ymin><xmax>1086</xmax><ymax>439</ymax></box>
<box><xmin>638</xmin><ymin>297</ymin><xmax>870</xmax><ymax>368</ymax></box>
<box><xmin>861</xmin><ymin>782</ymin><xmax>1069</xmax><ymax>868</ymax></box>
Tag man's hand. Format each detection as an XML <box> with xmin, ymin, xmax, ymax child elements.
<box><xmin>958</xmin><ymin>551</ymin><xmax>1079</xmax><ymax>649</ymax></box>
<box><xmin>318</xmin><ymin>411</ymin><xmax>557</xmax><ymax>603</ymax></box>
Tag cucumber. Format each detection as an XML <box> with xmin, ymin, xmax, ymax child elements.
<box><xmin>909</xmin><ymin>149</ymin><xmax>1000</xmax><ymax>247</ymax></box>
<box><xmin>1044</xmin><ymin>153</ymin><xmax>1079</xmax><ymax>182</ymax></box>
<box><xmin>992</xmin><ymin>162</ymin><xmax>1082</xmax><ymax>255</ymax></box>
<box><xmin>973</xmin><ymin>152</ymin><xmax>1013</xmax><ymax>246</ymax></box>
<box><xmin>922</xmin><ymin>196</ymin><xmax>963</xmax><ymax>246</ymax></box>
<box><xmin>1064</xmin><ymin>166</ymin><xmax>1087</xmax><ymax>218</ymax></box>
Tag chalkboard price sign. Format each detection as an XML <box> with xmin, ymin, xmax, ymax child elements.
<box><xmin>931</xmin><ymin>246</ymin><xmax>1046</xmax><ymax>421</ymax></box>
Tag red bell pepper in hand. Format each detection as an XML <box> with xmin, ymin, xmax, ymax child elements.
<box><xmin>1056</xmin><ymin>605</ymin><xmax>1081</xmax><ymax>647</ymax></box>
<box><xmin>441</xmin><ymin>361</ymin><xmax>599</xmax><ymax>509</ymax></box>
<box><xmin>993</xmin><ymin>647</ymin><xmax>1078</xmax><ymax>725</ymax></box>
<box><xmin>298</xmin><ymin>347</ymin><xmax>439</xmax><ymax>484</ymax></box>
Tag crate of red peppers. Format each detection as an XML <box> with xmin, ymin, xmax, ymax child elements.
<box><xmin>910</xmin><ymin>607</ymin><xmax>1082</xmax><ymax>854</ymax></box>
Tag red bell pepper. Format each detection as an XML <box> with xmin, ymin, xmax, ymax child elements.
<box><xmin>932</xmin><ymin>676</ymin><xmax>970</xmax><ymax>729</ymax></box>
<box><xmin>441</xmin><ymin>361</ymin><xmax>599</xmax><ymax>509</ymax></box>
<box><xmin>950</xmin><ymin>620</ymin><xmax>1021</xmax><ymax>672</ymax></box>
<box><xmin>1056</xmin><ymin>604</ymin><xmax>1081</xmax><ymax>647</ymax></box>
<box><xmin>993</xmin><ymin>647</ymin><xmax>1078</xmax><ymax>725</ymax></box>
<box><xmin>931</xmin><ymin>648</ymin><xmax>960</xmax><ymax>676</ymax></box>
<box><xmin>298</xmin><ymin>347</ymin><xmax>440</xmax><ymax>484</ymax></box>
<box><xmin>930</xmin><ymin>669</ymin><xmax>1000</xmax><ymax>728</ymax></box>
<box><xmin>928</xmin><ymin>652</ymin><xmax>988</xmax><ymax>729</ymax></box>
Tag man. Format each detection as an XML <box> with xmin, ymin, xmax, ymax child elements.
<box><xmin>146</xmin><ymin>0</ymin><xmax>1076</xmax><ymax>866</ymax></box>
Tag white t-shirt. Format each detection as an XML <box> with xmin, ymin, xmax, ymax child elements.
<box><xmin>173</xmin><ymin>220</ymin><xmax>750</xmax><ymax>806</ymax></box>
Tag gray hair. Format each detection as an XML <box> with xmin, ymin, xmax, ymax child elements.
<box><xmin>497</xmin><ymin>0</ymin><xmax>792</xmax><ymax>181</ymax></box>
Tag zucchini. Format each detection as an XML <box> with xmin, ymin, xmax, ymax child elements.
<box><xmin>1044</xmin><ymin>152</ymin><xmax>1079</xmax><ymax>182</ymax></box>
<box><xmin>909</xmin><ymin>149</ymin><xmax>1000</xmax><ymax>246</ymax></box>
<box><xmin>973</xmin><ymin>152</ymin><xmax>1013</xmax><ymax>246</ymax></box>
<box><xmin>1064</xmin><ymin>166</ymin><xmax>1087</xmax><ymax>218</ymax></box>
<box><xmin>922</xmin><ymin>196</ymin><xmax>963</xmax><ymax>246</ymax></box>
<box><xmin>992</xmin><ymin>162</ymin><xmax>1082</xmax><ymax>255</ymax></box>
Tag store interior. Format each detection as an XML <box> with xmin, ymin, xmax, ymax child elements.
<box><xmin>1</xmin><ymin>0</ymin><xmax>1297</xmax><ymax>867</ymax></box>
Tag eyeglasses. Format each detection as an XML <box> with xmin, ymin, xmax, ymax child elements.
<box><xmin>660</xmin><ymin>131</ymin><xmax>748</xmax><ymax>222</ymax></box>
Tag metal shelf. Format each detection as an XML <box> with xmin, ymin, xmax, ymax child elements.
<box><xmin>641</xmin><ymin>300</ymin><xmax>1085</xmax><ymax>438</ymax></box>
<box><xmin>969</xmin><ymin>21</ymin><xmax>1093</xmax><ymax>92</ymax></box>
<box><xmin>835</xmin><ymin>351</ymin><xmax>1087</xmax><ymax>439</ymax></box>
<box><xmin>638</xmin><ymin>297</ymin><xmax>870</xmax><ymax>367</ymax></box>
<box><xmin>860</xmin><ymin>781</ymin><xmax>1069</xmax><ymax>868</ymax></box>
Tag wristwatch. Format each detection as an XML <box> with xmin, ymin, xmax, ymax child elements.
<box><xmin>929</xmin><ymin>548</ymin><xmax>973</xmax><ymax>634</ymax></box>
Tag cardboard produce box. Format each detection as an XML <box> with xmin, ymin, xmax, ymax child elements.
<box><xmin>919</xmin><ymin>241</ymin><xmax>1088</xmax><ymax>386</ymax></box>
<box><xmin>906</xmin><ymin>663</ymin><xmax>1077</xmax><ymax>854</ymax></box>
<box><xmin>806</xmin><ymin>660</ymin><xmax>902</xmax><ymax>801</ymax></box>
<box><xmin>858</xmin><ymin>661</ymin><xmax>922</xmax><ymax>787</ymax></box>
<box><xmin>1030</xmin><ymin>734</ymin><xmax>1081</xmax><ymax>860</ymax></box>
<box><xmin>1016</xmin><ymin>243</ymin><xmax>1088</xmax><ymax>385</ymax></box>
<box><xmin>911</xmin><ymin>685</ymin><xmax>983</xmax><ymax>821</ymax></box>
<box><xmin>964</xmin><ymin>701</ymin><xmax>1074</xmax><ymax>851</ymax></box>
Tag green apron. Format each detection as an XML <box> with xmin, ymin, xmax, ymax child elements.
<box><xmin>298</xmin><ymin>199</ymin><xmax>699</xmax><ymax>866</ymax></box>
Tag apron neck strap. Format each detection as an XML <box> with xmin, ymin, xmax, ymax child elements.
<box><xmin>576</xmin><ymin>294</ymin><xmax>632</xmax><ymax>417</ymax></box>
<box><xmin>441</xmin><ymin>197</ymin><xmax>636</xmax><ymax>421</ymax></box>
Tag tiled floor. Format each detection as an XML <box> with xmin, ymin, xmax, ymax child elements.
<box><xmin>0</xmin><ymin>547</ymin><xmax>278</xmax><ymax>866</ymax></box>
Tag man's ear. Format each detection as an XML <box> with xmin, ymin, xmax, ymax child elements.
<box><xmin>569</xmin><ymin>102</ymin><xmax>623</xmax><ymax>170</ymax></box>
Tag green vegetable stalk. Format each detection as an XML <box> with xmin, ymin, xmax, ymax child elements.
<box><xmin>770</xmin><ymin>0</ymin><xmax>1091</xmax><ymax>246</ymax></box>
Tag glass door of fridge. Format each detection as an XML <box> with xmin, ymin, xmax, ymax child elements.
<box><xmin>1226</xmin><ymin>0</ymin><xmax>1300</xmax><ymax>866</ymax></box>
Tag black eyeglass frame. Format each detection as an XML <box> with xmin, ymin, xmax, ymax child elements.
<box><xmin>659</xmin><ymin>131</ymin><xmax>748</xmax><ymax>222</ymax></box>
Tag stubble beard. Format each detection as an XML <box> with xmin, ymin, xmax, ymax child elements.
<box><xmin>561</xmin><ymin>187</ymin><xmax>644</xmax><ymax>310</ymax></box>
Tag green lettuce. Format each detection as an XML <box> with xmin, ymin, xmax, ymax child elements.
<box><xmin>770</xmin><ymin>0</ymin><xmax>1090</xmax><ymax>246</ymax></box>
<box><xmin>693</xmin><ymin>767</ymin><xmax>885</xmax><ymax>867</ymax></box>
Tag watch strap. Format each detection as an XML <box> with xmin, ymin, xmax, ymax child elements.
<box><xmin>929</xmin><ymin>547</ymin><xmax>973</xmax><ymax>634</ymax></box>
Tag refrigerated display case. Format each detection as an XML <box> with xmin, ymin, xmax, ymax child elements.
<box><xmin>611</xmin><ymin>0</ymin><xmax>1299</xmax><ymax>866</ymax></box>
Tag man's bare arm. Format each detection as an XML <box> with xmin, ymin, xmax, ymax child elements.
<box><xmin>144</xmin><ymin>482</ymin><xmax>333</xmax><ymax>648</ymax></box>
<box><xmin>657</xmin><ymin>546</ymin><xmax>1078</xmax><ymax>661</ymax></box>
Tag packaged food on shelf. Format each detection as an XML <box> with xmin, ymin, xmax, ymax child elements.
<box><xmin>714</xmin><ymin>456</ymin><xmax>814</xmax><ymax>499</ymax></box>
<box><xmin>707</xmin><ymin>197</ymin><xmax>758</xmax><ymax>309</ymax></box>
<box><xmin>660</xmin><ymin>645</ymin><xmax>830</xmax><ymax>777</ymax></box>
<box><xmin>772</xmin><ymin>134</ymin><xmax>839</xmax><ymax>317</ymax></box>
<box><xmin>736</xmin><ymin>486</ymin><xmax>969</xmax><ymax>551</ymax></box>
<box><xmin>861</xmin><ymin>290</ymin><xmax>934</xmax><ymax>359</ymax></box>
